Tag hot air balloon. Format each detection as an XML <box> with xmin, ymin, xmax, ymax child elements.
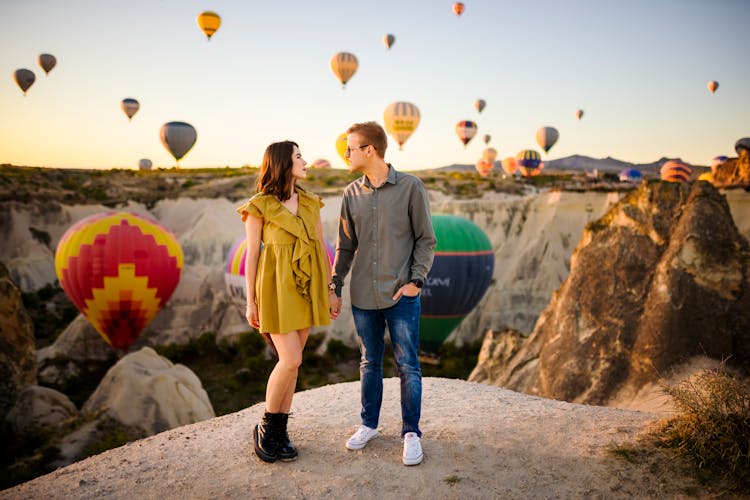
<box><xmin>501</xmin><ymin>157</ymin><xmax>518</xmax><ymax>176</ymax></box>
<box><xmin>660</xmin><ymin>160</ymin><xmax>692</xmax><ymax>183</ymax></box>
<box><xmin>197</xmin><ymin>11</ymin><xmax>221</xmax><ymax>40</ymax></box>
<box><xmin>474</xmin><ymin>99</ymin><xmax>486</xmax><ymax>113</ymax></box>
<box><xmin>419</xmin><ymin>214</ymin><xmax>494</xmax><ymax>353</ymax></box>
<box><xmin>160</xmin><ymin>122</ymin><xmax>197</xmax><ymax>163</ymax></box>
<box><xmin>516</xmin><ymin>149</ymin><xmax>542</xmax><ymax>177</ymax></box>
<box><xmin>55</xmin><ymin>212</ymin><xmax>183</xmax><ymax>350</ymax></box>
<box><xmin>336</xmin><ymin>132</ymin><xmax>349</xmax><ymax>165</ymax></box>
<box><xmin>483</xmin><ymin>134</ymin><xmax>491</xmax><ymax>145</ymax></box>
<box><xmin>384</xmin><ymin>101</ymin><xmax>420</xmax><ymax>150</ymax></box>
<box><xmin>619</xmin><ymin>168</ymin><xmax>642</xmax><ymax>183</ymax></box>
<box><xmin>311</xmin><ymin>158</ymin><xmax>331</xmax><ymax>169</ymax></box>
<box><xmin>481</xmin><ymin>147</ymin><xmax>497</xmax><ymax>164</ymax></box>
<box><xmin>452</xmin><ymin>2</ymin><xmax>465</xmax><ymax>16</ymax></box>
<box><xmin>38</xmin><ymin>54</ymin><xmax>57</xmax><ymax>75</ymax></box>
<box><xmin>697</xmin><ymin>172</ymin><xmax>713</xmax><ymax>183</ymax></box>
<box><xmin>536</xmin><ymin>126</ymin><xmax>559</xmax><ymax>153</ymax></box>
<box><xmin>455</xmin><ymin>120</ymin><xmax>478</xmax><ymax>147</ymax></box>
<box><xmin>735</xmin><ymin>138</ymin><xmax>750</xmax><ymax>155</ymax></box>
<box><xmin>575</xmin><ymin>109</ymin><xmax>584</xmax><ymax>120</ymax></box>
<box><xmin>383</xmin><ymin>34</ymin><xmax>395</xmax><ymax>49</ymax></box>
<box><xmin>121</xmin><ymin>98</ymin><xmax>139</xmax><ymax>121</ymax></box>
<box><xmin>13</xmin><ymin>69</ymin><xmax>35</xmax><ymax>95</ymax></box>
<box><xmin>710</xmin><ymin>155</ymin><xmax>728</xmax><ymax>175</ymax></box>
<box><xmin>138</xmin><ymin>159</ymin><xmax>153</xmax><ymax>171</ymax></box>
<box><xmin>707</xmin><ymin>80</ymin><xmax>719</xmax><ymax>94</ymax></box>
<box><xmin>330</xmin><ymin>52</ymin><xmax>358</xmax><ymax>88</ymax></box>
<box><xmin>475</xmin><ymin>159</ymin><xmax>493</xmax><ymax>177</ymax></box>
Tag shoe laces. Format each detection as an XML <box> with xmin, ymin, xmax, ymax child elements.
<box><xmin>404</xmin><ymin>432</ymin><xmax>420</xmax><ymax>453</ymax></box>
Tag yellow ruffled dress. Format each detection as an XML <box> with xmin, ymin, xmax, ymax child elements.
<box><xmin>237</xmin><ymin>188</ymin><xmax>330</xmax><ymax>334</ymax></box>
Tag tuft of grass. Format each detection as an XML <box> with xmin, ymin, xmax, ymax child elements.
<box><xmin>654</xmin><ymin>368</ymin><xmax>750</xmax><ymax>491</ymax></box>
<box><xmin>443</xmin><ymin>474</ymin><xmax>462</xmax><ymax>485</ymax></box>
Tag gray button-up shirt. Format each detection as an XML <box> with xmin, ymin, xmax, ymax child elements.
<box><xmin>333</xmin><ymin>164</ymin><xmax>436</xmax><ymax>310</ymax></box>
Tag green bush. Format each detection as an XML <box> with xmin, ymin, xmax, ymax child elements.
<box><xmin>656</xmin><ymin>368</ymin><xmax>750</xmax><ymax>491</ymax></box>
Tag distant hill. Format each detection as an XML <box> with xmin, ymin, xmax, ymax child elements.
<box><xmin>430</xmin><ymin>155</ymin><xmax>707</xmax><ymax>175</ymax></box>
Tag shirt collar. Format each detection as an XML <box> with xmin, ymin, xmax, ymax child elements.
<box><xmin>361</xmin><ymin>164</ymin><xmax>397</xmax><ymax>189</ymax></box>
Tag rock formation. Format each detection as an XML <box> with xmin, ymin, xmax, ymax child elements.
<box><xmin>713</xmin><ymin>141</ymin><xmax>750</xmax><ymax>188</ymax></box>
<box><xmin>0</xmin><ymin>262</ymin><xmax>37</xmax><ymax>420</ymax></box>
<box><xmin>470</xmin><ymin>181</ymin><xmax>750</xmax><ymax>405</ymax></box>
<box><xmin>82</xmin><ymin>347</ymin><xmax>215</xmax><ymax>436</ymax></box>
<box><xmin>5</xmin><ymin>385</ymin><xmax>78</xmax><ymax>435</ymax></box>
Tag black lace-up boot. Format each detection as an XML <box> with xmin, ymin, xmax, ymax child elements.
<box><xmin>253</xmin><ymin>412</ymin><xmax>279</xmax><ymax>463</ymax></box>
<box><xmin>275</xmin><ymin>413</ymin><xmax>298</xmax><ymax>461</ymax></box>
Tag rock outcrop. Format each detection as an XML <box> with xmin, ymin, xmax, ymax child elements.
<box><xmin>713</xmin><ymin>143</ymin><xmax>750</xmax><ymax>188</ymax></box>
<box><xmin>82</xmin><ymin>347</ymin><xmax>215</xmax><ymax>436</ymax></box>
<box><xmin>471</xmin><ymin>181</ymin><xmax>750</xmax><ymax>405</ymax></box>
<box><xmin>0</xmin><ymin>262</ymin><xmax>37</xmax><ymax>420</ymax></box>
<box><xmin>5</xmin><ymin>385</ymin><xmax>78</xmax><ymax>435</ymax></box>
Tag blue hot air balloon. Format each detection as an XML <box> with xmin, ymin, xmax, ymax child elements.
<box><xmin>619</xmin><ymin>168</ymin><xmax>643</xmax><ymax>183</ymax></box>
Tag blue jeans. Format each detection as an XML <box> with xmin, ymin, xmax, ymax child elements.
<box><xmin>352</xmin><ymin>295</ymin><xmax>422</xmax><ymax>437</ymax></box>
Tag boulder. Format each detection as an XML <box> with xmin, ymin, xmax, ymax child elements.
<box><xmin>713</xmin><ymin>145</ymin><xmax>750</xmax><ymax>188</ymax></box>
<box><xmin>480</xmin><ymin>181</ymin><xmax>750</xmax><ymax>405</ymax></box>
<box><xmin>36</xmin><ymin>315</ymin><xmax>117</xmax><ymax>391</ymax></box>
<box><xmin>82</xmin><ymin>347</ymin><xmax>214</xmax><ymax>435</ymax></box>
<box><xmin>5</xmin><ymin>385</ymin><xmax>78</xmax><ymax>435</ymax></box>
<box><xmin>0</xmin><ymin>262</ymin><xmax>37</xmax><ymax>420</ymax></box>
<box><xmin>468</xmin><ymin>329</ymin><xmax>527</xmax><ymax>384</ymax></box>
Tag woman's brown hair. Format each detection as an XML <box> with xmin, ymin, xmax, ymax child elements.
<box><xmin>256</xmin><ymin>140</ymin><xmax>299</xmax><ymax>201</ymax></box>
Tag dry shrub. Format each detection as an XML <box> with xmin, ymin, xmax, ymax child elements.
<box><xmin>657</xmin><ymin>368</ymin><xmax>750</xmax><ymax>491</ymax></box>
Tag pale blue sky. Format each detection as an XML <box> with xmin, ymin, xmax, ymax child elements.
<box><xmin>1</xmin><ymin>0</ymin><xmax>748</xmax><ymax>170</ymax></box>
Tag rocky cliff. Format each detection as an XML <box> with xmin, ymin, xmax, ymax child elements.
<box><xmin>470</xmin><ymin>181</ymin><xmax>750</xmax><ymax>406</ymax></box>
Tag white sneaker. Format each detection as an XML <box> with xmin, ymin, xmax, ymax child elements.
<box><xmin>345</xmin><ymin>425</ymin><xmax>379</xmax><ymax>450</ymax></box>
<box><xmin>402</xmin><ymin>432</ymin><xmax>423</xmax><ymax>465</ymax></box>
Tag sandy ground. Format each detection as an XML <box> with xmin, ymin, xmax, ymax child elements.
<box><xmin>1</xmin><ymin>377</ymin><xmax>716</xmax><ymax>500</ymax></box>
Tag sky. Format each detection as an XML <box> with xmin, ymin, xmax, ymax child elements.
<box><xmin>1</xmin><ymin>0</ymin><xmax>749</xmax><ymax>171</ymax></box>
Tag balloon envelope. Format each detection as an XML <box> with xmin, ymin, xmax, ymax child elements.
<box><xmin>536</xmin><ymin>126</ymin><xmax>559</xmax><ymax>153</ymax></box>
<box><xmin>160</xmin><ymin>122</ymin><xmax>197</xmax><ymax>162</ymax></box>
<box><xmin>121</xmin><ymin>98</ymin><xmax>139</xmax><ymax>121</ymax></box>
<box><xmin>336</xmin><ymin>133</ymin><xmax>350</xmax><ymax>165</ymax></box>
<box><xmin>516</xmin><ymin>149</ymin><xmax>542</xmax><ymax>177</ymax></box>
<box><xmin>452</xmin><ymin>2</ymin><xmax>465</xmax><ymax>16</ymax></box>
<box><xmin>311</xmin><ymin>158</ymin><xmax>331</xmax><ymax>169</ymax></box>
<box><xmin>38</xmin><ymin>54</ymin><xmax>57</xmax><ymax>75</ymax></box>
<box><xmin>707</xmin><ymin>80</ymin><xmax>719</xmax><ymax>93</ymax></box>
<box><xmin>475</xmin><ymin>159</ymin><xmax>494</xmax><ymax>177</ymax></box>
<box><xmin>735</xmin><ymin>138</ymin><xmax>750</xmax><ymax>155</ymax></box>
<box><xmin>483</xmin><ymin>134</ymin><xmax>491</xmax><ymax>145</ymax></box>
<box><xmin>501</xmin><ymin>157</ymin><xmax>518</xmax><ymax>176</ymax></box>
<box><xmin>619</xmin><ymin>168</ymin><xmax>642</xmax><ymax>183</ymax></box>
<box><xmin>138</xmin><ymin>159</ymin><xmax>153</xmax><ymax>171</ymax></box>
<box><xmin>455</xmin><ymin>120</ymin><xmax>478</xmax><ymax>147</ymax></box>
<box><xmin>575</xmin><ymin>109</ymin><xmax>584</xmax><ymax>120</ymax></box>
<box><xmin>197</xmin><ymin>11</ymin><xmax>221</xmax><ymax>39</ymax></box>
<box><xmin>481</xmin><ymin>147</ymin><xmax>498</xmax><ymax>163</ymax></box>
<box><xmin>14</xmin><ymin>69</ymin><xmax>35</xmax><ymax>95</ymax></box>
<box><xmin>419</xmin><ymin>214</ymin><xmax>494</xmax><ymax>353</ymax></box>
<box><xmin>474</xmin><ymin>99</ymin><xmax>486</xmax><ymax>113</ymax></box>
<box><xmin>383</xmin><ymin>34</ymin><xmax>395</xmax><ymax>49</ymax></box>
<box><xmin>384</xmin><ymin>101</ymin><xmax>421</xmax><ymax>150</ymax></box>
<box><xmin>660</xmin><ymin>160</ymin><xmax>692</xmax><ymax>182</ymax></box>
<box><xmin>55</xmin><ymin>212</ymin><xmax>183</xmax><ymax>350</ymax></box>
<box><xmin>330</xmin><ymin>52</ymin><xmax>358</xmax><ymax>88</ymax></box>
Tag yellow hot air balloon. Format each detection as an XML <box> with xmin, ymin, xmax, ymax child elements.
<box><xmin>197</xmin><ymin>11</ymin><xmax>221</xmax><ymax>40</ymax></box>
<box><xmin>336</xmin><ymin>132</ymin><xmax>349</xmax><ymax>166</ymax></box>
<box><xmin>330</xmin><ymin>52</ymin><xmax>358</xmax><ymax>88</ymax></box>
<box><xmin>383</xmin><ymin>102</ymin><xmax>420</xmax><ymax>150</ymax></box>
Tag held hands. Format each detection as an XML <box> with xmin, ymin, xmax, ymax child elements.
<box><xmin>329</xmin><ymin>291</ymin><xmax>341</xmax><ymax>320</ymax></box>
<box><xmin>392</xmin><ymin>282</ymin><xmax>421</xmax><ymax>301</ymax></box>
<box><xmin>245</xmin><ymin>303</ymin><xmax>260</xmax><ymax>329</ymax></box>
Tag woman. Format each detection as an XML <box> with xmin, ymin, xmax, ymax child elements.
<box><xmin>237</xmin><ymin>140</ymin><xmax>336</xmax><ymax>463</ymax></box>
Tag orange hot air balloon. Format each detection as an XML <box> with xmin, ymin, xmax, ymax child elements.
<box><xmin>197</xmin><ymin>11</ymin><xmax>221</xmax><ymax>40</ymax></box>
<box><xmin>453</xmin><ymin>2</ymin><xmax>465</xmax><ymax>16</ymax></box>
<box><xmin>55</xmin><ymin>212</ymin><xmax>183</xmax><ymax>350</ymax></box>
<box><xmin>660</xmin><ymin>160</ymin><xmax>692</xmax><ymax>183</ymax></box>
<box><xmin>501</xmin><ymin>156</ymin><xmax>518</xmax><ymax>176</ymax></box>
<box><xmin>475</xmin><ymin>159</ymin><xmax>493</xmax><ymax>177</ymax></box>
<box><xmin>707</xmin><ymin>80</ymin><xmax>719</xmax><ymax>94</ymax></box>
<box><xmin>575</xmin><ymin>109</ymin><xmax>584</xmax><ymax>120</ymax></box>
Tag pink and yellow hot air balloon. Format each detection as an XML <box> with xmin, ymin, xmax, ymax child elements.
<box><xmin>707</xmin><ymin>80</ymin><xmax>719</xmax><ymax>94</ymax></box>
<box><xmin>452</xmin><ymin>2</ymin><xmax>465</xmax><ymax>16</ymax></box>
<box><xmin>660</xmin><ymin>160</ymin><xmax>692</xmax><ymax>183</ymax></box>
<box><xmin>55</xmin><ymin>212</ymin><xmax>183</xmax><ymax>350</ymax></box>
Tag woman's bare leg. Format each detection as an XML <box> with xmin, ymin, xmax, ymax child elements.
<box><xmin>278</xmin><ymin>329</ymin><xmax>309</xmax><ymax>412</ymax></box>
<box><xmin>265</xmin><ymin>329</ymin><xmax>308</xmax><ymax>412</ymax></box>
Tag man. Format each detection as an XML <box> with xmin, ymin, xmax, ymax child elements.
<box><xmin>329</xmin><ymin>121</ymin><xmax>436</xmax><ymax>466</ymax></box>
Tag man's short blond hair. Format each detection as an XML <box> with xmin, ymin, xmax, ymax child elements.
<box><xmin>347</xmin><ymin>121</ymin><xmax>388</xmax><ymax>159</ymax></box>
